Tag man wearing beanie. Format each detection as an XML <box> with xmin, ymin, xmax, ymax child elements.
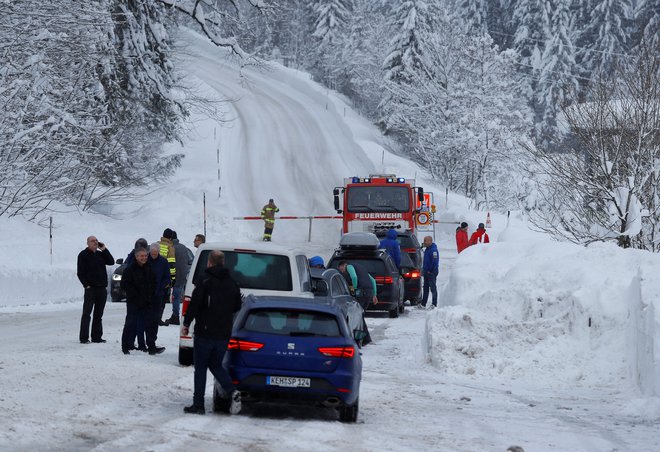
<box><xmin>456</xmin><ymin>222</ymin><xmax>469</xmax><ymax>254</ymax></box>
<box><xmin>308</xmin><ymin>256</ymin><xmax>325</xmax><ymax>268</ymax></box>
<box><xmin>469</xmin><ymin>223</ymin><xmax>490</xmax><ymax>245</ymax></box>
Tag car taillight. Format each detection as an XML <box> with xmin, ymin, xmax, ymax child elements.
<box><xmin>181</xmin><ymin>296</ymin><xmax>191</xmax><ymax>316</ymax></box>
<box><xmin>402</xmin><ymin>270</ymin><xmax>421</xmax><ymax>279</ymax></box>
<box><xmin>228</xmin><ymin>339</ymin><xmax>264</xmax><ymax>352</ymax></box>
<box><xmin>402</xmin><ymin>248</ymin><xmax>417</xmax><ymax>253</ymax></box>
<box><xmin>374</xmin><ymin>276</ymin><xmax>393</xmax><ymax>284</ymax></box>
<box><xmin>318</xmin><ymin>346</ymin><xmax>355</xmax><ymax>358</ymax></box>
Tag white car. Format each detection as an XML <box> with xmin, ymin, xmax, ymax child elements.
<box><xmin>178</xmin><ymin>242</ymin><xmax>314</xmax><ymax>365</ymax></box>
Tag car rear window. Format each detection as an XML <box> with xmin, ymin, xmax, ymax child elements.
<box><xmin>243</xmin><ymin>309</ymin><xmax>340</xmax><ymax>337</ymax></box>
<box><xmin>192</xmin><ymin>250</ymin><xmax>293</xmax><ymax>291</ymax></box>
<box><xmin>399</xmin><ymin>252</ymin><xmax>414</xmax><ymax>268</ymax></box>
<box><xmin>397</xmin><ymin>235</ymin><xmax>418</xmax><ymax>248</ymax></box>
<box><xmin>375</xmin><ymin>232</ymin><xmax>419</xmax><ymax>249</ymax></box>
<box><xmin>330</xmin><ymin>258</ymin><xmax>387</xmax><ymax>274</ymax></box>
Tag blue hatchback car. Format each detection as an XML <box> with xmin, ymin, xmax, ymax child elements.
<box><xmin>216</xmin><ymin>295</ymin><xmax>363</xmax><ymax>422</ymax></box>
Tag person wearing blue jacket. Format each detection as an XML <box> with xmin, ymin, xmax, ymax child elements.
<box><xmin>420</xmin><ymin>235</ymin><xmax>439</xmax><ymax>308</ymax></box>
<box><xmin>379</xmin><ymin>228</ymin><xmax>401</xmax><ymax>268</ymax></box>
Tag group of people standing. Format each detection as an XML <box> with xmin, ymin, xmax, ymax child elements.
<box><xmin>77</xmin><ymin>231</ymin><xmax>241</xmax><ymax>415</ymax></box>
<box><xmin>455</xmin><ymin>222</ymin><xmax>490</xmax><ymax>254</ymax></box>
<box><xmin>76</xmin><ymin>229</ymin><xmax>206</xmax><ymax>355</ymax></box>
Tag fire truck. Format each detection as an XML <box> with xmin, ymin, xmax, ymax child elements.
<box><xmin>333</xmin><ymin>175</ymin><xmax>427</xmax><ymax>234</ymax></box>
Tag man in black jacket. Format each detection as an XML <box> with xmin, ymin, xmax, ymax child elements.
<box><xmin>120</xmin><ymin>247</ymin><xmax>163</xmax><ymax>355</ymax></box>
<box><xmin>77</xmin><ymin>236</ymin><xmax>114</xmax><ymax>344</ymax></box>
<box><xmin>182</xmin><ymin>250</ymin><xmax>243</xmax><ymax>414</ymax></box>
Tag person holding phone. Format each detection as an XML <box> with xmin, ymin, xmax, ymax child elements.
<box><xmin>77</xmin><ymin>235</ymin><xmax>114</xmax><ymax>344</ymax></box>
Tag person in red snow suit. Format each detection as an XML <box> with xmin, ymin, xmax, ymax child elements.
<box><xmin>455</xmin><ymin>222</ymin><xmax>469</xmax><ymax>253</ymax></box>
<box><xmin>468</xmin><ymin>223</ymin><xmax>490</xmax><ymax>245</ymax></box>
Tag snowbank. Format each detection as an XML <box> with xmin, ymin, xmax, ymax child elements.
<box><xmin>427</xmin><ymin>222</ymin><xmax>660</xmax><ymax>400</ymax></box>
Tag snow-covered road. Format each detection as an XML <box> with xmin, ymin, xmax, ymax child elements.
<box><xmin>1</xmin><ymin>237</ymin><xmax>657</xmax><ymax>451</ymax></box>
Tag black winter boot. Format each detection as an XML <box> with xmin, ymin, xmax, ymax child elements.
<box><xmin>168</xmin><ymin>314</ymin><xmax>180</xmax><ymax>325</ymax></box>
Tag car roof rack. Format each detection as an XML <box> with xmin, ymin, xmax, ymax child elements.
<box><xmin>339</xmin><ymin>232</ymin><xmax>379</xmax><ymax>250</ymax></box>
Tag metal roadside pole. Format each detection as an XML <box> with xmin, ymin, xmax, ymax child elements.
<box><xmin>49</xmin><ymin>216</ymin><xmax>53</xmax><ymax>266</ymax></box>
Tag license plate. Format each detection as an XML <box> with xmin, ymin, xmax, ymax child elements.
<box><xmin>267</xmin><ymin>376</ymin><xmax>311</xmax><ymax>388</ymax></box>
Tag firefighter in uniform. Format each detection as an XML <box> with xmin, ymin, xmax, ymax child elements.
<box><xmin>261</xmin><ymin>199</ymin><xmax>279</xmax><ymax>241</ymax></box>
<box><xmin>159</xmin><ymin>228</ymin><xmax>177</xmax><ymax>325</ymax></box>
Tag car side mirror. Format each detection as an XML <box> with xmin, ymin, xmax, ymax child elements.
<box><xmin>116</xmin><ymin>258</ymin><xmax>124</xmax><ymax>265</ymax></box>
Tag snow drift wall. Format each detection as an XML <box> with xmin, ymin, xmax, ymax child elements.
<box><xmin>427</xmin><ymin>233</ymin><xmax>660</xmax><ymax>394</ymax></box>
<box><xmin>627</xmin><ymin>270</ymin><xmax>658</xmax><ymax>396</ymax></box>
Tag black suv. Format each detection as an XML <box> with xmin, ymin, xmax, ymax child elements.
<box><xmin>375</xmin><ymin>229</ymin><xmax>423</xmax><ymax>305</ymax></box>
<box><xmin>328</xmin><ymin>233</ymin><xmax>405</xmax><ymax>318</ymax></box>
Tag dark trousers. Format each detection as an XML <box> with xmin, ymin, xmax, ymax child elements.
<box><xmin>122</xmin><ymin>303</ymin><xmax>141</xmax><ymax>350</ymax></box>
<box><xmin>145</xmin><ymin>303</ymin><xmax>159</xmax><ymax>349</ymax></box>
<box><xmin>192</xmin><ymin>335</ymin><xmax>234</xmax><ymax>408</ymax></box>
<box><xmin>122</xmin><ymin>303</ymin><xmax>159</xmax><ymax>350</ymax></box>
<box><xmin>355</xmin><ymin>289</ymin><xmax>373</xmax><ymax>345</ymax></box>
<box><xmin>79</xmin><ymin>287</ymin><xmax>107</xmax><ymax>342</ymax></box>
<box><xmin>158</xmin><ymin>289</ymin><xmax>170</xmax><ymax>321</ymax></box>
<box><xmin>355</xmin><ymin>289</ymin><xmax>373</xmax><ymax>311</ymax></box>
<box><xmin>135</xmin><ymin>308</ymin><xmax>147</xmax><ymax>349</ymax></box>
<box><xmin>422</xmin><ymin>271</ymin><xmax>438</xmax><ymax>306</ymax></box>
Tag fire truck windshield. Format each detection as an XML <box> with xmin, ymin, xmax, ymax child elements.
<box><xmin>346</xmin><ymin>186</ymin><xmax>410</xmax><ymax>213</ymax></box>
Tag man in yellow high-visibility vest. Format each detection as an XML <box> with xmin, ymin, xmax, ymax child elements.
<box><xmin>158</xmin><ymin>228</ymin><xmax>177</xmax><ymax>325</ymax></box>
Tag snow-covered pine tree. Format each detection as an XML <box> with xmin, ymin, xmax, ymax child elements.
<box><xmin>512</xmin><ymin>0</ymin><xmax>545</xmax><ymax>70</ymax></box>
<box><xmin>264</xmin><ymin>0</ymin><xmax>315</xmax><ymax>68</ymax></box>
<box><xmin>89</xmin><ymin>0</ymin><xmax>186</xmax><ymax>202</ymax></box>
<box><xmin>333</xmin><ymin>0</ymin><xmax>388</xmax><ymax>115</ymax></box>
<box><xmin>311</xmin><ymin>0</ymin><xmax>353</xmax><ymax>45</ymax></box>
<box><xmin>630</xmin><ymin>0</ymin><xmax>660</xmax><ymax>49</ymax></box>
<box><xmin>306</xmin><ymin>0</ymin><xmax>354</xmax><ymax>87</ymax></box>
<box><xmin>382</xmin><ymin>0</ymin><xmax>430</xmax><ymax>83</ymax></box>
<box><xmin>535</xmin><ymin>0</ymin><xmax>579</xmax><ymax>144</ymax></box>
<box><xmin>577</xmin><ymin>0</ymin><xmax>631</xmax><ymax>77</ymax></box>
<box><xmin>460</xmin><ymin>0</ymin><xmax>488</xmax><ymax>33</ymax></box>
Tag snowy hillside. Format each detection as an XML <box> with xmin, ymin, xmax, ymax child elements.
<box><xmin>0</xmin><ymin>30</ymin><xmax>659</xmax><ymax>451</ymax></box>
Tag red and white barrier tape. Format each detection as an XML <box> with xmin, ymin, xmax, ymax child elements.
<box><xmin>233</xmin><ymin>215</ymin><xmax>343</xmax><ymax>220</ymax></box>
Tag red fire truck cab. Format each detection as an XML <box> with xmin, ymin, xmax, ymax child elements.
<box><xmin>333</xmin><ymin>175</ymin><xmax>425</xmax><ymax>234</ymax></box>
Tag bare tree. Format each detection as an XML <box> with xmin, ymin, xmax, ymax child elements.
<box><xmin>525</xmin><ymin>39</ymin><xmax>660</xmax><ymax>250</ymax></box>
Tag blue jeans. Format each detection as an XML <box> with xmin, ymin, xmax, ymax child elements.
<box><xmin>171</xmin><ymin>285</ymin><xmax>183</xmax><ymax>317</ymax></box>
<box><xmin>422</xmin><ymin>271</ymin><xmax>438</xmax><ymax>306</ymax></box>
<box><xmin>192</xmin><ymin>336</ymin><xmax>234</xmax><ymax>408</ymax></box>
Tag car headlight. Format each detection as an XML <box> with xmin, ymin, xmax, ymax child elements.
<box><xmin>112</xmin><ymin>274</ymin><xmax>122</xmax><ymax>281</ymax></box>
